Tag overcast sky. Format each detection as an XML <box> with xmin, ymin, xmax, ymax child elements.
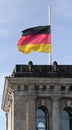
<box><xmin>0</xmin><ymin>0</ymin><xmax>72</xmax><ymax>129</ymax></box>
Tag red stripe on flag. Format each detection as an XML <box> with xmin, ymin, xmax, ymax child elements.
<box><xmin>17</xmin><ymin>34</ymin><xmax>51</xmax><ymax>46</ymax></box>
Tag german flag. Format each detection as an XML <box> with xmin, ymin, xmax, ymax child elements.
<box><xmin>17</xmin><ymin>25</ymin><xmax>51</xmax><ymax>54</ymax></box>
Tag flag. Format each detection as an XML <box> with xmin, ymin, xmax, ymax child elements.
<box><xmin>17</xmin><ymin>25</ymin><xmax>51</xmax><ymax>54</ymax></box>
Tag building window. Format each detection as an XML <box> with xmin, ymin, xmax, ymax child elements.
<box><xmin>35</xmin><ymin>85</ymin><xmax>39</xmax><ymax>92</ymax></box>
<box><xmin>42</xmin><ymin>85</ymin><xmax>46</xmax><ymax>91</ymax></box>
<box><xmin>61</xmin><ymin>107</ymin><xmax>72</xmax><ymax>130</ymax></box>
<box><xmin>49</xmin><ymin>85</ymin><xmax>55</xmax><ymax>92</ymax></box>
<box><xmin>24</xmin><ymin>85</ymin><xmax>28</xmax><ymax>91</ymax></box>
<box><xmin>17</xmin><ymin>85</ymin><xmax>21</xmax><ymax>91</ymax></box>
<box><xmin>68</xmin><ymin>86</ymin><xmax>72</xmax><ymax>92</ymax></box>
<box><xmin>60</xmin><ymin>86</ymin><xmax>65</xmax><ymax>92</ymax></box>
<box><xmin>36</xmin><ymin>107</ymin><xmax>48</xmax><ymax>130</ymax></box>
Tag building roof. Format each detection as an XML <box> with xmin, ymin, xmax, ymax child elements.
<box><xmin>12</xmin><ymin>61</ymin><xmax>72</xmax><ymax>78</ymax></box>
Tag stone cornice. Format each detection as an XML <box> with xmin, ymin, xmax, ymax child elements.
<box><xmin>4</xmin><ymin>77</ymin><xmax>72</xmax><ymax>85</ymax></box>
<box><xmin>1</xmin><ymin>76</ymin><xmax>72</xmax><ymax>113</ymax></box>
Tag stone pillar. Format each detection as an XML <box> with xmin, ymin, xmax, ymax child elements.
<box><xmin>26</xmin><ymin>95</ymin><xmax>36</xmax><ymax>130</ymax></box>
<box><xmin>11</xmin><ymin>93</ymin><xmax>14</xmax><ymax>130</ymax></box>
<box><xmin>7</xmin><ymin>105</ymin><xmax>11</xmax><ymax>130</ymax></box>
<box><xmin>52</xmin><ymin>96</ymin><xmax>61</xmax><ymax>130</ymax></box>
<box><xmin>14</xmin><ymin>91</ymin><xmax>27</xmax><ymax>130</ymax></box>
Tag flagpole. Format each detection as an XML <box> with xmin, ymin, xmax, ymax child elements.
<box><xmin>48</xmin><ymin>5</ymin><xmax>52</xmax><ymax>65</ymax></box>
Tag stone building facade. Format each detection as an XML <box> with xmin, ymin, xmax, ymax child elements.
<box><xmin>1</xmin><ymin>61</ymin><xmax>72</xmax><ymax>130</ymax></box>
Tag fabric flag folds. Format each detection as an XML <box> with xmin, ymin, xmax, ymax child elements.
<box><xmin>17</xmin><ymin>25</ymin><xmax>51</xmax><ymax>54</ymax></box>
